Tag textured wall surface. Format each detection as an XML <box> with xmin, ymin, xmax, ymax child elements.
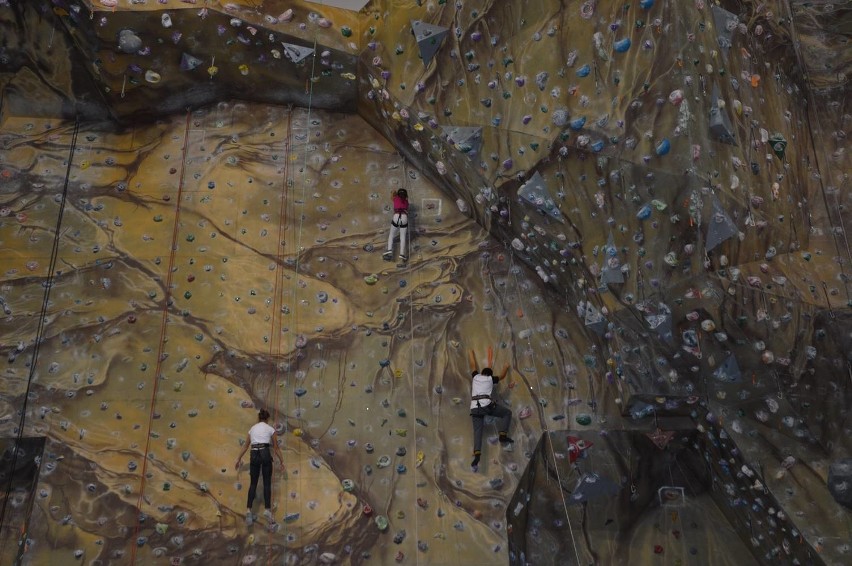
<box><xmin>0</xmin><ymin>0</ymin><xmax>850</xmax><ymax>565</ymax></box>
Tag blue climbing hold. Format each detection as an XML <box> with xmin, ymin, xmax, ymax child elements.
<box><xmin>569</xmin><ymin>116</ymin><xmax>586</xmax><ymax>131</ymax></box>
<box><xmin>576</xmin><ymin>64</ymin><xmax>591</xmax><ymax>78</ymax></box>
<box><xmin>640</xmin><ymin>0</ymin><xmax>654</xmax><ymax>9</ymax></box>
<box><xmin>295</xmin><ymin>388</ymin><xmax>307</xmax><ymax>397</ymax></box>
<box><xmin>591</xmin><ymin>140</ymin><xmax>605</xmax><ymax>152</ymax></box>
<box><xmin>379</xmin><ymin>359</ymin><xmax>391</xmax><ymax>368</ymax></box>
<box><xmin>636</xmin><ymin>204</ymin><xmax>652</xmax><ymax>220</ymax></box>
<box><xmin>614</xmin><ymin>38</ymin><xmax>631</xmax><ymax>53</ymax></box>
<box><xmin>655</xmin><ymin>138</ymin><xmax>671</xmax><ymax>156</ymax></box>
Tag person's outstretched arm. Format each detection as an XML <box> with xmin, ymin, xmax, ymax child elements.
<box><xmin>494</xmin><ymin>363</ymin><xmax>510</xmax><ymax>383</ymax></box>
<box><xmin>273</xmin><ymin>434</ymin><xmax>286</xmax><ymax>471</ymax></box>
<box><xmin>234</xmin><ymin>433</ymin><xmax>250</xmax><ymax>470</ymax></box>
<box><xmin>468</xmin><ymin>349</ymin><xmax>478</xmax><ymax>375</ymax></box>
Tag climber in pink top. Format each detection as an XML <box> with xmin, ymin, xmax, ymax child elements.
<box><xmin>384</xmin><ymin>188</ymin><xmax>409</xmax><ymax>263</ymax></box>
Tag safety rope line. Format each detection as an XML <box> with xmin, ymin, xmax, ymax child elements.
<box><xmin>275</xmin><ymin>21</ymin><xmax>322</xmax><ymax>554</ymax></box>
<box><xmin>399</xmin><ymin>156</ymin><xmax>424</xmax><ymax>566</ymax></box>
<box><xmin>0</xmin><ymin>119</ymin><xmax>79</xmax><ymax>553</ymax></box>
<box><xmin>129</xmin><ymin>110</ymin><xmax>192</xmax><ymax>565</ymax></box>
<box><xmin>258</xmin><ymin>107</ymin><xmax>293</xmax><ymax>560</ymax></box>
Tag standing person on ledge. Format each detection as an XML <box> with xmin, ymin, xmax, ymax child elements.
<box><xmin>468</xmin><ymin>349</ymin><xmax>513</xmax><ymax>470</ymax></box>
<box><xmin>383</xmin><ymin>187</ymin><xmax>409</xmax><ymax>263</ymax></box>
<box><xmin>235</xmin><ymin>408</ymin><xmax>286</xmax><ymax>526</ymax></box>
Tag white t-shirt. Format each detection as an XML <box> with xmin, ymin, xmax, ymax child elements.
<box><xmin>470</xmin><ymin>374</ymin><xmax>494</xmax><ymax>409</ymax></box>
<box><xmin>249</xmin><ymin>421</ymin><xmax>276</xmax><ymax>445</ymax></box>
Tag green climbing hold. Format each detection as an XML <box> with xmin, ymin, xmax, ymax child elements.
<box><xmin>575</xmin><ymin>413</ymin><xmax>592</xmax><ymax>426</ymax></box>
<box><xmin>341</xmin><ymin>26</ymin><xmax>352</xmax><ymax>37</ymax></box>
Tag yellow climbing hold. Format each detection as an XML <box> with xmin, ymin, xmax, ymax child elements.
<box><xmin>416</xmin><ymin>450</ymin><xmax>424</xmax><ymax>468</ymax></box>
<box><xmin>293</xmin><ymin>428</ymin><xmax>303</xmax><ymax>437</ymax></box>
<box><xmin>341</xmin><ymin>72</ymin><xmax>356</xmax><ymax>80</ymax></box>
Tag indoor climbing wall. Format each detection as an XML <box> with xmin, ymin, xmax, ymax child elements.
<box><xmin>1</xmin><ymin>0</ymin><xmax>850</xmax><ymax>565</ymax></box>
<box><xmin>0</xmin><ymin>106</ymin><xmax>606</xmax><ymax>565</ymax></box>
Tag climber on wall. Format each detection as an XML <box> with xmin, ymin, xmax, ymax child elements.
<box><xmin>468</xmin><ymin>348</ymin><xmax>513</xmax><ymax>470</ymax></box>
<box><xmin>235</xmin><ymin>408</ymin><xmax>286</xmax><ymax>526</ymax></box>
<box><xmin>383</xmin><ymin>187</ymin><xmax>409</xmax><ymax>263</ymax></box>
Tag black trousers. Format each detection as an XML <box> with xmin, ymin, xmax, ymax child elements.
<box><xmin>247</xmin><ymin>447</ymin><xmax>272</xmax><ymax>509</ymax></box>
<box><xmin>470</xmin><ymin>402</ymin><xmax>512</xmax><ymax>453</ymax></box>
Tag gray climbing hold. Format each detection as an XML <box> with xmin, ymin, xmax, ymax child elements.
<box><xmin>517</xmin><ymin>171</ymin><xmax>564</xmax><ymax>223</ymax></box>
<box><xmin>705</xmin><ymin>195</ymin><xmax>738</xmax><ymax>253</ymax></box>
<box><xmin>411</xmin><ymin>20</ymin><xmax>449</xmax><ymax>66</ymax></box>
<box><xmin>117</xmin><ymin>29</ymin><xmax>143</xmax><ymax>54</ymax></box>
<box><xmin>828</xmin><ymin>459</ymin><xmax>852</xmax><ymax>508</ymax></box>
<box><xmin>709</xmin><ymin>84</ymin><xmax>736</xmax><ymax>145</ymax></box>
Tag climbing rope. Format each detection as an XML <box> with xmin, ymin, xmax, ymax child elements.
<box><xmin>0</xmin><ymin>118</ymin><xmax>79</xmax><ymax>551</ymax></box>
<box><xmin>259</xmin><ymin>106</ymin><xmax>293</xmax><ymax>558</ymax></box>
<box><xmin>130</xmin><ymin>110</ymin><xmax>192</xmax><ymax>565</ymax></box>
<box><xmin>272</xmin><ymin>20</ymin><xmax>323</xmax><ymax>553</ymax></box>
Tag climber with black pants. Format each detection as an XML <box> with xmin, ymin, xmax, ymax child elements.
<box><xmin>468</xmin><ymin>348</ymin><xmax>512</xmax><ymax>469</ymax></box>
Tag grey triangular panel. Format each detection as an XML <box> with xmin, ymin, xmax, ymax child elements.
<box><xmin>705</xmin><ymin>195</ymin><xmax>738</xmax><ymax>252</ymax></box>
<box><xmin>601</xmin><ymin>232</ymin><xmax>622</xmax><ymax>283</ymax></box>
<box><xmin>442</xmin><ymin>126</ymin><xmax>483</xmax><ymax>156</ymax></box>
<box><xmin>281</xmin><ymin>43</ymin><xmax>315</xmax><ymax>64</ymax></box>
<box><xmin>601</xmin><ymin>266</ymin><xmax>624</xmax><ymax>285</ymax></box>
<box><xmin>180</xmin><ymin>53</ymin><xmax>204</xmax><ymax>71</ymax></box>
<box><xmin>711</xmin><ymin>5</ymin><xmax>738</xmax><ymax>58</ymax></box>
<box><xmin>517</xmin><ymin>171</ymin><xmax>564</xmax><ymax>222</ymax></box>
<box><xmin>713</xmin><ymin>354</ymin><xmax>742</xmax><ymax>382</ymax></box>
<box><xmin>646</xmin><ymin>315</ymin><xmax>672</xmax><ymax>342</ymax></box>
<box><xmin>605</xmin><ymin>232</ymin><xmax>616</xmax><ymax>254</ymax></box>
<box><xmin>709</xmin><ymin>84</ymin><xmax>736</xmax><ymax>145</ymax></box>
<box><xmin>583</xmin><ymin>303</ymin><xmax>606</xmax><ymax>336</ymax></box>
<box><xmin>412</xmin><ymin>20</ymin><xmax>449</xmax><ymax>66</ymax></box>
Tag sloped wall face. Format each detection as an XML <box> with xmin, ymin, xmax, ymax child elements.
<box><xmin>505</xmin><ymin>427</ymin><xmax>748</xmax><ymax>566</ymax></box>
<box><xmin>698</xmin><ymin>417</ymin><xmax>824</xmax><ymax>565</ymax></box>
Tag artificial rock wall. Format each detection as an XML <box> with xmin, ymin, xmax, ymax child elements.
<box><xmin>1</xmin><ymin>0</ymin><xmax>851</xmax><ymax>565</ymax></box>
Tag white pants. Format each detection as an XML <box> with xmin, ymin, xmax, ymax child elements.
<box><xmin>387</xmin><ymin>213</ymin><xmax>408</xmax><ymax>257</ymax></box>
